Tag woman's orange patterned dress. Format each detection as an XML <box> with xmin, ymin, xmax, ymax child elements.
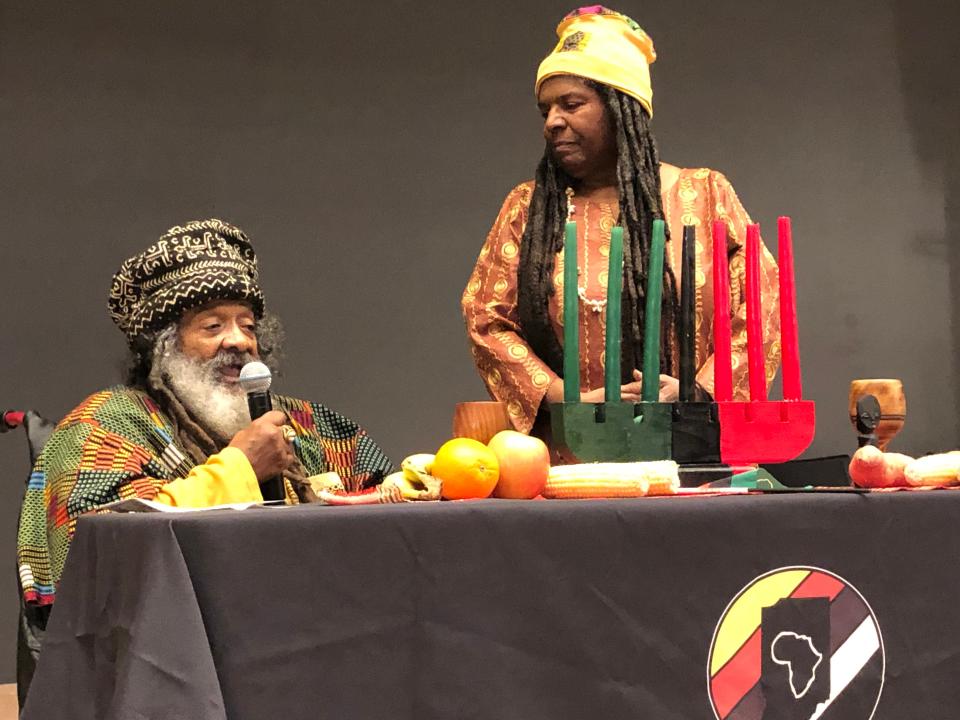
<box><xmin>462</xmin><ymin>167</ymin><xmax>781</xmax><ymax>434</ymax></box>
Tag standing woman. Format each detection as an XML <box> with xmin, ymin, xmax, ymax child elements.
<box><xmin>462</xmin><ymin>6</ymin><xmax>780</xmax><ymax>438</ymax></box>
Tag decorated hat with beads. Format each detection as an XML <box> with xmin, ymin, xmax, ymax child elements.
<box><xmin>108</xmin><ymin>218</ymin><xmax>264</xmax><ymax>342</ymax></box>
<box><xmin>536</xmin><ymin>6</ymin><xmax>657</xmax><ymax>116</ymax></box>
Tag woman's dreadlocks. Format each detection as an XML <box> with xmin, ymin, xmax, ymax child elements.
<box><xmin>517</xmin><ymin>80</ymin><xmax>680</xmax><ymax>386</ymax></box>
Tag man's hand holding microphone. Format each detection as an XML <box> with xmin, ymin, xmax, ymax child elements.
<box><xmin>234</xmin><ymin>362</ymin><xmax>294</xmax><ymax>500</ymax></box>
<box><xmin>228</xmin><ymin>410</ymin><xmax>296</xmax><ymax>483</ymax></box>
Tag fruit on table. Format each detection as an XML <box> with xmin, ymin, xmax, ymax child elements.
<box><xmin>432</xmin><ymin>438</ymin><xmax>499</xmax><ymax>500</ymax></box>
<box><xmin>904</xmin><ymin>451</ymin><xmax>960</xmax><ymax>488</ymax></box>
<box><xmin>848</xmin><ymin>445</ymin><xmax>913</xmax><ymax>488</ymax></box>
<box><xmin>401</xmin><ymin>453</ymin><xmax>437</xmax><ymax>487</ymax></box>
<box><xmin>487</xmin><ymin>430</ymin><xmax>549</xmax><ymax>499</ymax></box>
<box><xmin>849</xmin><ymin>446</ymin><xmax>960</xmax><ymax>489</ymax></box>
<box><xmin>381</xmin><ymin>466</ymin><xmax>442</xmax><ymax>501</ymax></box>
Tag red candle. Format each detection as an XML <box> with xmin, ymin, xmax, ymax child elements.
<box><xmin>712</xmin><ymin>221</ymin><xmax>733</xmax><ymax>401</ymax></box>
<box><xmin>745</xmin><ymin>224</ymin><xmax>766</xmax><ymax>401</ymax></box>
<box><xmin>778</xmin><ymin>217</ymin><xmax>802</xmax><ymax>400</ymax></box>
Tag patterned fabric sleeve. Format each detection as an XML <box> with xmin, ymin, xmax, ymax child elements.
<box><xmin>16</xmin><ymin>389</ymin><xmax>176</xmax><ymax>605</ymax></box>
<box><xmin>695</xmin><ymin>172</ymin><xmax>781</xmax><ymax>399</ymax></box>
<box><xmin>274</xmin><ymin>395</ymin><xmax>394</xmax><ymax>493</ymax></box>
<box><xmin>461</xmin><ymin>182</ymin><xmax>559</xmax><ymax>434</ymax></box>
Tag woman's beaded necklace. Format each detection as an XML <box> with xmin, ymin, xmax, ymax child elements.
<box><xmin>566</xmin><ymin>187</ymin><xmax>608</xmax><ymax>314</ymax></box>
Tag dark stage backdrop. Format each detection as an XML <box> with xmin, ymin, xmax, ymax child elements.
<box><xmin>1</xmin><ymin>0</ymin><xmax>956</xmax><ymax>682</ymax></box>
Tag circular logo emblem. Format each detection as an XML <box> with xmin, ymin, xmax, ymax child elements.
<box><xmin>707</xmin><ymin>566</ymin><xmax>884</xmax><ymax>720</ymax></box>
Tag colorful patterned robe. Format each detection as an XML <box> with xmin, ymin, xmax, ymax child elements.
<box><xmin>17</xmin><ymin>386</ymin><xmax>393</xmax><ymax>605</ymax></box>
<box><xmin>462</xmin><ymin>168</ymin><xmax>782</xmax><ymax>434</ymax></box>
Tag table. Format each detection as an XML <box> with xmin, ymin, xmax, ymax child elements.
<box><xmin>22</xmin><ymin>492</ymin><xmax>960</xmax><ymax>719</ymax></box>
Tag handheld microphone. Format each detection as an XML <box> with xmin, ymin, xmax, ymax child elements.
<box><xmin>239</xmin><ymin>361</ymin><xmax>272</xmax><ymax>420</ymax></box>
<box><xmin>238</xmin><ymin>362</ymin><xmax>284</xmax><ymax>502</ymax></box>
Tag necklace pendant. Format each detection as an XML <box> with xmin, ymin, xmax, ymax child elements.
<box><xmin>577</xmin><ymin>286</ymin><xmax>607</xmax><ymax>313</ymax></box>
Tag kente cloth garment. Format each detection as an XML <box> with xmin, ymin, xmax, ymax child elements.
<box><xmin>462</xmin><ymin>167</ymin><xmax>781</xmax><ymax>434</ymax></box>
<box><xmin>16</xmin><ymin>386</ymin><xmax>393</xmax><ymax>606</ymax></box>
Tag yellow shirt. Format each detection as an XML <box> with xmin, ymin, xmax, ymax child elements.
<box><xmin>153</xmin><ymin>446</ymin><xmax>264</xmax><ymax>507</ymax></box>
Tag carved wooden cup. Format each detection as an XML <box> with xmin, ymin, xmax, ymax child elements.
<box><xmin>452</xmin><ymin>402</ymin><xmax>512</xmax><ymax>444</ymax></box>
<box><xmin>848</xmin><ymin>379</ymin><xmax>906</xmax><ymax>451</ymax></box>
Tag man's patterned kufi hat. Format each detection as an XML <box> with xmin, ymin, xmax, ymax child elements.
<box><xmin>536</xmin><ymin>6</ymin><xmax>656</xmax><ymax>117</ymax></box>
<box><xmin>109</xmin><ymin>218</ymin><xmax>265</xmax><ymax>342</ymax></box>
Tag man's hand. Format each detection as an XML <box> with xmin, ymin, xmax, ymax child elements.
<box><xmin>227</xmin><ymin>410</ymin><xmax>296</xmax><ymax>483</ymax></box>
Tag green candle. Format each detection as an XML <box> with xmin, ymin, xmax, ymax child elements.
<box><xmin>563</xmin><ymin>221</ymin><xmax>580</xmax><ymax>402</ymax></box>
<box><xmin>641</xmin><ymin>220</ymin><xmax>666</xmax><ymax>402</ymax></box>
<box><xmin>604</xmin><ymin>226</ymin><xmax>624</xmax><ymax>402</ymax></box>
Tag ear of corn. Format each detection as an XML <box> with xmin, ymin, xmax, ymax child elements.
<box><xmin>903</xmin><ymin>452</ymin><xmax>960</xmax><ymax>488</ymax></box>
<box><xmin>543</xmin><ymin>461</ymin><xmax>679</xmax><ymax>499</ymax></box>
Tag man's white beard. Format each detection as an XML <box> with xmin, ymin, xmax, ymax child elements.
<box><xmin>158</xmin><ymin>345</ymin><xmax>253</xmax><ymax>442</ymax></box>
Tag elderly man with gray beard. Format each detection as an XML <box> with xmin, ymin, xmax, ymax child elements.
<box><xmin>17</xmin><ymin>219</ymin><xmax>394</xmax><ymax>617</ymax></box>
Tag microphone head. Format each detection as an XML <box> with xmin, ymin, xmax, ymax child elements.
<box><xmin>239</xmin><ymin>361</ymin><xmax>272</xmax><ymax>394</ymax></box>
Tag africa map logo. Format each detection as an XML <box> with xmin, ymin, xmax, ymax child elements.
<box><xmin>707</xmin><ymin>567</ymin><xmax>885</xmax><ymax>719</ymax></box>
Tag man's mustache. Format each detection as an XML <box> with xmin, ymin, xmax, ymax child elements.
<box><xmin>206</xmin><ymin>350</ymin><xmax>257</xmax><ymax>371</ymax></box>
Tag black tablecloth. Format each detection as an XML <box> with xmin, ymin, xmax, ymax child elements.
<box><xmin>22</xmin><ymin>493</ymin><xmax>960</xmax><ymax>719</ymax></box>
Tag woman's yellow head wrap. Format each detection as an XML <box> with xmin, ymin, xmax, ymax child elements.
<box><xmin>535</xmin><ymin>6</ymin><xmax>656</xmax><ymax>117</ymax></box>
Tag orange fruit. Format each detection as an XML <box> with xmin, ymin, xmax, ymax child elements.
<box><xmin>432</xmin><ymin>438</ymin><xmax>499</xmax><ymax>500</ymax></box>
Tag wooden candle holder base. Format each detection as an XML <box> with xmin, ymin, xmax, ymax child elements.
<box><xmin>671</xmin><ymin>402</ymin><xmax>721</xmax><ymax>464</ymax></box>
<box><xmin>550</xmin><ymin>401</ymin><xmax>672</xmax><ymax>463</ymax></box>
<box><xmin>717</xmin><ymin>400</ymin><xmax>816</xmax><ymax>465</ymax></box>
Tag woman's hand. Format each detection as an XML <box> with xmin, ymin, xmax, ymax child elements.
<box><xmin>545</xmin><ymin>376</ymin><xmax>645</xmax><ymax>404</ymax></box>
<box><xmin>580</xmin><ymin>380</ymin><xmax>644</xmax><ymax>402</ymax></box>
<box><xmin>631</xmin><ymin>369</ymin><xmax>680</xmax><ymax>402</ymax></box>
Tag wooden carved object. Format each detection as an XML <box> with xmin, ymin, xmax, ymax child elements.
<box><xmin>452</xmin><ymin>401</ymin><xmax>511</xmax><ymax>444</ymax></box>
<box><xmin>715</xmin><ymin>219</ymin><xmax>816</xmax><ymax>465</ymax></box>
<box><xmin>847</xmin><ymin>379</ymin><xmax>905</xmax><ymax>451</ymax></box>
<box><xmin>551</xmin><ymin>401</ymin><xmax>671</xmax><ymax>463</ymax></box>
<box><xmin>672</xmin><ymin>225</ymin><xmax>721</xmax><ymax>463</ymax></box>
<box><xmin>550</xmin><ymin>220</ymin><xmax>673</xmax><ymax>463</ymax></box>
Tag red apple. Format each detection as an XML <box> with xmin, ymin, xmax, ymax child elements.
<box><xmin>488</xmin><ymin>430</ymin><xmax>550</xmax><ymax>499</ymax></box>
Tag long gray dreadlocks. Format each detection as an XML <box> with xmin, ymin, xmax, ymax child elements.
<box><xmin>517</xmin><ymin>79</ymin><xmax>680</xmax><ymax>385</ymax></box>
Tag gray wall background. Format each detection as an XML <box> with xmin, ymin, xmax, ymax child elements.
<box><xmin>1</xmin><ymin>0</ymin><xmax>956</xmax><ymax>682</ymax></box>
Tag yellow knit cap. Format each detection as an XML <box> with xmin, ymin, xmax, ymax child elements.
<box><xmin>535</xmin><ymin>6</ymin><xmax>656</xmax><ymax>117</ymax></box>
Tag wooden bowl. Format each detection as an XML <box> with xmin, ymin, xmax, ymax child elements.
<box><xmin>848</xmin><ymin>379</ymin><xmax>906</xmax><ymax>451</ymax></box>
<box><xmin>452</xmin><ymin>402</ymin><xmax>511</xmax><ymax>444</ymax></box>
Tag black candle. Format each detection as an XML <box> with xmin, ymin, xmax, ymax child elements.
<box><xmin>679</xmin><ymin>225</ymin><xmax>696</xmax><ymax>401</ymax></box>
